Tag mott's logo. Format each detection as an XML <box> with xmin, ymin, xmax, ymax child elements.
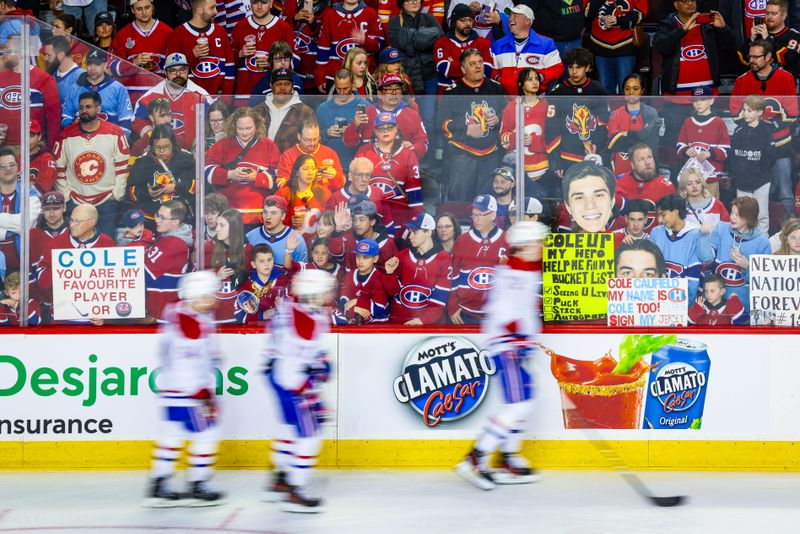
<box><xmin>0</xmin><ymin>354</ymin><xmax>249</xmax><ymax>407</ymax></box>
<box><xmin>649</xmin><ymin>362</ymin><xmax>707</xmax><ymax>413</ymax></box>
<box><xmin>393</xmin><ymin>337</ymin><xmax>495</xmax><ymax>427</ymax></box>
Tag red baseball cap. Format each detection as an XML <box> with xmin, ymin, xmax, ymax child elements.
<box><xmin>30</xmin><ymin>120</ymin><xmax>42</xmax><ymax>134</ymax></box>
<box><xmin>263</xmin><ymin>195</ymin><xmax>288</xmax><ymax>212</ymax></box>
<box><xmin>378</xmin><ymin>73</ymin><xmax>403</xmax><ymax>89</ymax></box>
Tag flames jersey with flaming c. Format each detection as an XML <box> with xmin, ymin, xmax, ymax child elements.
<box><xmin>465</xmin><ymin>100</ymin><xmax>491</xmax><ymax>138</ymax></box>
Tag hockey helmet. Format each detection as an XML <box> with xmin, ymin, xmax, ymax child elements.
<box><xmin>178</xmin><ymin>270</ymin><xmax>220</xmax><ymax>301</ymax></box>
<box><xmin>292</xmin><ymin>269</ymin><xmax>335</xmax><ymax>298</ymax></box>
<box><xmin>506</xmin><ymin>221</ymin><xmax>550</xmax><ymax>247</ymax></box>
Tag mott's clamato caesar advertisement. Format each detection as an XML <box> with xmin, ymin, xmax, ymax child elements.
<box><xmin>393</xmin><ymin>337</ymin><xmax>496</xmax><ymax>427</ymax></box>
<box><xmin>542</xmin><ymin>233</ymin><xmax>614</xmax><ymax>322</ymax></box>
<box><xmin>545</xmin><ymin>335</ymin><xmax>711</xmax><ymax>430</ymax></box>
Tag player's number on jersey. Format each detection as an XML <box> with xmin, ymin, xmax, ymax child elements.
<box><xmin>147</xmin><ymin>246</ymin><xmax>164</xmax><ymax>262</ymax></box>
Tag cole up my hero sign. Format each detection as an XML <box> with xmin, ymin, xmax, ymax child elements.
<box><xmin>393</xmin><ymin>337</ymin><xmax>495</xmax><ymax>427</ymax></box>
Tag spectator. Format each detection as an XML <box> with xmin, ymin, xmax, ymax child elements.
<box><xmin>775</xmin><ymin>218</ymin><xmax>800</xmax><ymax>255</ymax></box>
<box><xmin>315</xmin><ymin>0</ymin><xmax>384</xmax><ymax>93</ymax></box>
<box><xmin>0</xmin><ymin>0</ymin><xmax>37</xmax><ymax>45</ymax></box>
<box><xmin>343</xmin><ymin>46</ymin><xmax>377</xmax><ymax>98</ymax></box>
<box><xmin>0</xmin><ymin>271</ymin><xmax>41</xmax><ymax>326</ymax></box>
<box><xmin>252</xmin><ymin>69</ymin><xmax>316</xmax><ymax>153</ymax></box>
<box><xmin>615</xmin><ymin>143</ymin><xmax>676</xmax><ymax>233</ymax></box>
<box><xmin>561</xmin><ymin>161</ymin><xmax>616</xmax><ymax>233</ymax></box>
<box><xmin>245</xmin><ymin>195</ymin><xmax>309</xmax><ymax>268</ymax></box>
<box><xmin>698</xmin><ymin>196</ymin><xmax>771</xmax><ymax>318</ymax></box>
<box><xmin>688</xmin><ymin>273</ymin><xmax>745</xmax><ymax>325</ymax></box>
<box><xmin>490</xmin><ymin>167</ymin><xmax>515</xmax><ymax>229</ymax></box>
<box><xmin>334</xmin><ymin>237</ymin><xmax>390</xmax><ymax>324</ymax></box>
<box><xmin>384</xmin><ymin>212</ymin><xmax>451</xmax><ymax>324</ymax></box>
<box><xmin>731</xmin><ymin>39</ymin><xmax>797</xmax><ymax>222</ymax></box>
<box><xmin>62</xmin><ymin>0</ymin><xmax>108</xmax><ymax>36</ymax></box>
<box><xmin>447</xmin><ymin>0</ymin><xmax>510</xmax><ymax>41</ymax></box>
<box><xmin>499</xmin><ymin>68</ymin><xmax>549</xmax><ymax>194</ymax></box>
<box><xmin>281</xmin><ymin>0</ymin><xmax>330</xmax><ymax>94</ymax></box>
<box><xmin>615</xmin><ymin>239</ymin><xmax>667</xmax><ymax>278</ymax></box>
<box><xmin>317</xmin><ymin>69</ymin><xmax>370</xmax><ymax>171</ymax></box>
<box><xmin>326</xmin><ymin>156</ymin><xmax>395</xmax><ymax>232</ymax></box>
<box><xmin>166</xmin><ymin>0</ymin><xmax>235</xmax><ymax>95</ymax></box>
<box><xmin>720</xmin><ymin>0</ymin><xmax>767</xmax><ymax>63</ymax></box>
<box><xmin>47</xmin><ymin>14</ymin><xmax>90</xmax><ymax>67</ymax></box>
<box><xmin>343</xmin><ymin>72</ymin><xmax>429</xmax><ymax>159</ymax></box>
<box><xmin>678</xmin><ymin>164</ymin><xmax>730</xmax><ymax>229</ymax></box>
<box><xmin>133</xmin><ymin>53</ymin><xmax>212</xmax><ymax>152</ymax></box>
<box><xmin>435</xmin><ymin>211</ymin><xmax>461</xmax><ymax>254</ymax></box>
<box><xmin>355</xmin><ymin>112</ymin><xmax>422</xmax><ymax>226</ymax></box>
<box><xmin>53</xmin><ymin>91</ymin><xmax>129</xmax><ymax>238</ymax></box>
<box><xmin>675</xmin><ymin>86</ymin><xmax>730</xmax><ymax>198</ymax></box>
<box><xmin>128</xmin><ymin>124</ymin><xmax>196</xmax><ymax>230</ymax></box>
<box><xmin>61</xmin><ymin>49</ymin><xmax>134</xmax><ymax>136</ymax></box>
<box><xmin>491</xmin><ymin>4</ymin><xmax>563</xmax><ymax>94</ymax></box>
<box><xmin>729</xmin><ymin>94</ymin><xmax>776</xmax><ymax>233</ymax></box>
<box><xmin>374</xmin><ymin>46</ymin><xmax>415</xmax><ymax>95</ymax></box>
<box><xmin>29</xmin><ymin>120</ymin><xmax>57</xmax><ymax>195</ymax></box>
<box><xmin>378</xmin><ymin>0</ymin><xmax>445</xmax><ymax>25</ymax></box>
<box><xmin>0</xmin><ymin>148</ymin><xmax>41</xmax><ymax>271</ymax></box>
<box><xmin>202</xmin><ymin>192</ymin><xmax>229</xmax><ymax>241</ymax></box>
<box><xmin>277</xmin><ymin>119</ymin><xmax>345</xmax><ymax>192</ymax></box>
<box><xmin>585</xmin><ymin>0</ymin><xmax>647</xmax><ymax>94</ymax></box>
<box><xmin>329</xmin><ymin>198</ymin><xmax>398</xmax><ymax>271</ymax></box>
<box><xmin>747</xmin><ymin>0</ymin><xmax>800</xmax><ymax>78</ymax></box>
<box><xmin>204</xmin><ymin>100</ymin><xmax>230</xmax><ymax>149</ymax></box>
<box><xmin>438</xmin><ymin>48</ymin><xmax>504</xmax><ymax>201</ymax></box>
<box><xmin>92</xmin><ymin>11</ymin><xmax>115</xmax><ymax>51</ymax></box>
<box><xmin>236</xmin><ymin>243</ymin><xmax>291</xmax><ymax>322</ymax></box>
<box><xmin>650</xmin><ymin>193</ymin><xmax>710</xmax><ymax>297</ymax></box>
<box><xmin>613</xmin><ymin>198</ymin><xmax>651</xmax><ymax>248</ymax></box>
<box><xmin>250</xmin><ymin>40</ymin><xmax>305</xmax><ymax>96</ymax></box>
<box><xmin>607</xmin><ymin>73</ymin><xmax>660</xmax><ymax>177</ymax></box>
<box><xmin>29</xmin><ymin>191</ymin><xmax>68</xmax><ymax>311</ymax></box>
<box><xmin>213</xmin><ymin>0</ymin><xmax>250</xmax><ymax>30</ymax></box>
<box><xmin>129</xmin><ymin>99</ymin><xmax>175</xmax><ymax>157</ymax></box>
<box><xmin>448</xmin><ymin>194</ymin><xmax>506</xmax><ymax>324</ymax></box>
<box><xmin>275</xmin><ymin>154</ymin><xmax>333</xmax><ymax>233</ymax></box>
<box><xmin>285</xmin><ymin>233</ymin><xmax>341</xmax><ymax>277</ymax></box>
<box><xmin>42</xmin><ymin>36</ymin><xmax>85</xmax><ymax>112</ymax></box>
<box><xmin>207</xmin><ymin>208</ymin><xmax>247</xmax><ymax>323</ymax></box>
<box><xmin>528</xmin><ymin>0</ymin><xmax>585</xmax><ymax>57</ymax></box>
<box><xmin>115</xmin><ymin>208</ymin><xmax>154</xmax><ymax>247</ymax></box>
<box><xmin>519</xmin><ymin>196</ymin><xmax>544</xmax><ymax>223</ymax></box>
<box><xmin>204</xmin><ymin>106</ymin><xmax>280</xmax><ymax>228</ymax></box>
<box><xmin>433</xmin><ymin>4</ymin><xmax>492</xmax><ymax>93</ymax></box>
<box><xmin>231</xmin><ymin>0</ymin><xmax>296</xmax><ymax>95</ymax></box>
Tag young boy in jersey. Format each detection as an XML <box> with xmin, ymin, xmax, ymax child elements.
<box><xmin>237</xmin><ymin>243</ymin><xmax>290</xmax><ymax>323</ymax></box>
<box><xmin>116</xmin><ymin>209</ymin><xmax>154</xmax><ymax>247</ymax></box>
<box><xmin>262</xmin><ymin>269</ymin><xmax>335</xmax><ymax>513</ymax></box>
<box><xmin>334</xmin><ymin>238</ymin><xmax>389</xmax><ymax>324</ymax></box>
<box><xmin>145</xmin><ymin>270</ymin><xmax>225</xmax><ymax>507</ymax></box>
<box><xmin>0</xmin><ymin>271</ymin><xmax>42</xmax><ymax>326</ymax></box>
<box><xmin>688</xmin><ymin>273</ymin><xmax>745</xmax><ymax>325</ymax></box>
<box><xmin>456</xmin><ymin>221</ymin><xmax>549</xmax><ymax>490</ymax></box>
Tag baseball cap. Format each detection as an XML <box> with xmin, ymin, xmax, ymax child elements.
<box><xmin>524</xmin><ymin>197</ymin><xmax>544</xmax><ymax>215</ymax></box>
<box><xmin>355</xmin><ymin>239</ymin><xmax>379</xmax><ymax>257</ymax></box>
<box><xmin>378</xmin><ymin>47</ymin><xmax>405</xmax><ymax>65</ymax></box>
<box><xmin>129</xmin><ymin>0</ymin><xmax>153</xmax><ymax>6</ymax></box>
<box><xmin>472</xmin><ymin>194</ymin><xmax>498</xmax><ymax>213</ymax></box>
<box><xmin>271</xmin><ymin>68</ymin><xmax>293</xmax><ymax>84</ymax></box>
<box><xmin>86</xmin><ymin>49</ymin><xmax>107</xmax><ymax>64</ymax></box>
<box><xmin>41</xmin><ymin>191</ymin><xmax>65</xmax><ymax>207</ymax></box>
<box><xmin>30</xmin><ymin>119</ymin><xmax>41</xmax><ymax>134</ymax></box>
<box><xmin>450</xmin><ymin>3</ymin><xmax>473</xmax><ymax>23</ymax></box>
<box><xmin>94</xmin><ymin>11</ymin><xmax>115</xmax><ymax>27</ymax></box>
<box><xmin>378</xmin><ymin>72</ymin><xmax>403</xmax><ymax>89</ymax></box>
<box><xmin>264</xmin><ymin>195</ymin><xmax>288</xmax><ymax>212</ymax></box>
<box><xmin>352</xmin><ymin>199</ymin><xmax>377</xmax><ymax>217</ymax></box>
<box><xmin>505</xmin><ymin>4</ymin><xmax>534</xmax><ymax>21</ymax></box>
<box><xmin>374</xmin><ymin>112</ymin><xmax>397</xmax><ymax>127</ymax></box>
<box><xmin>123</xmin><ymin>209</ymin><xmax>145</xmax><ymax>228</ymax></box>
<box><xmin>405</xmin><ymin>212</ymin><xmax>436</xmax><ymax>231</ymax></box>
<box><xmin>691</xmin><ymin>86</ymin><xmax>714</xmax><ymax>97</ymax></box>
<box><xmin>493</xmin><ymin>166</ymin><xmax>515</xmax><ymax>184</ymax></box>
<box><xmin>164</xmin><ymin>52</ymin><xmax>188</xmax><ymax>69</ymax></box>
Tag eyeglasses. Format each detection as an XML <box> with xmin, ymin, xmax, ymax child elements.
<box><xmin>375</xmin><ymin>125</ymin><xmax>395</xmax><ymax>132</ymax></box>
<box><xmin>166</xmin><ymin>67</ymin><xmax>189</xmax><ymax>75</ymax></box>
<box><xmin>471</xmin><ymin>212</ymin><xmax>492</xmax><ymax>219</ymax></box>
<box><xmin>209</xmin><ymin>118</ymin><xmax>225</xmax><ymax>124</ymax></box>
<box><xmin>152</xmin><ymin>145</ymin><xmax>172</xmax><ymax>153</ymax></box>
<box><xmin>747</xmin><ymin>54</ymin><xmax>766</xmax><ymax>60</ymax></box>
<box><xmin>381</xmin><ymin>86</ymin><xmax>402</xmax><ymax>94</ymax></box>
<box><xmin>0</xmin><ymin>162</ymin><xmax>16</xmax><ymax>170</ymax></box>
<box><xmin>155</xmin><ymin>213</ymin><xmax>178</xmax><ymax>221</ymax></box>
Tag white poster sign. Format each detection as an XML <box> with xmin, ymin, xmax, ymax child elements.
<box><xmin>749</xmin><ymin>255</ymin><xmax>800</xmax><ymax>326</ymax></box>
<box><xmin>606</xmin><ymin>278</ymin><xmax>689</xmax><ymax>327</ymax></box>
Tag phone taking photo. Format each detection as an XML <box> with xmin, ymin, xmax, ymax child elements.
<box><xmin>696</xmin><ymin>12</ymin><xmax>714</xmax><ymax>24</ymax></box>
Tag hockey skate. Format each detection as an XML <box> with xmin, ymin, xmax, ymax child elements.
<box><xmin>260</xmin><ymin>471</ymin><xmax>291</xmax><ymax>503</ymax></box>
<box><xmin>492</xmin><ymin>453</ymin><xmax>542</xmax><ymax>485</ymax></box>
<box><xmin>142</xmin><ymin>476</ymin><xmax>182</xmax><ymax>508</ymax></box>
<box><xmin>455</xmin><ymin>449</ymin><xmax>496</xmax><ymax>490</ymax></box>
<box><xmin>185</xmin><ymin>480</ymin><xmax>226</xmax><ymax>507</ymax></box>
<box><xmin>281</xmin><ymin>485</ymin><xmax>324</xmax><ymax>513</ymax></box>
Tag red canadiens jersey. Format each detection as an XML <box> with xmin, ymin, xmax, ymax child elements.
<box><xmin>109</xmin><ymin>20</ymin><xmax>174</xmax><ymax>96</ymax></box>
<box><xmin>280</xmin><ymin>2</ymin><xmax>330</xmax><ymax>91</ymax></box>
<box><xmin>615</xmin><ymin>173</ymin><xmax>676</xmax><ymax>231</ymax></box>
<box><xmin>326</xmin><ymin>184</ymin><xmax>395</xmax><ymax>232</ymax></box>
<box><xmin>447</xmin><ymin>228</ymin><xmax>507</xmax><ymax>319</ymax></box>
<box><xmin>433</xmin><ymin>32</ymin><xmax>492</xmax><ymax>92</ymax></box>
<box><xmin>145</xmin><ymin>235</ymin><xmax>190</xmax><ymax>320</ymax></box>
<box><xmin>53</xmin><ymin>121</ymin><xmax>130</xmax><ymax>205</ymax></box>
<box><xmin>0</xmin><ymin>66</ymin><xmax>61</xmax><ymax>146</ymax></box>
<box><xmin>30</xmin><ymin>224</ymin><xmax>68</xmax><ymax>286</ymax></box>
<box><xmin>688</xmin><ymin>293</ymin><xmax>744</xmax><ymax>325</ymax></box>
<box><xmin>376</xmin><ymin>0</ymin><xmax>444</xmax><ymax>25</ymax></box>
<box><xmin>205</xmin><ymin>136</ymin><xmax>280</xmax><ymax>225</ymax></box>
<box><xmin>328</xmin><ymin>229</ymin><xmax>397</xmax><ymax>272</ymax></box>
<box><xmin>612</xmin><ymin>228</ymin><xmax>650</xmax><ymax>249</ymax></box>
<box><xmin>337</xmin><ymin>267</ymin><xmax>390</xmax><ymax>323</ymax></box>
<box><xmin>0</xmin><ymin>298</ymin><xmax>41</xmax><ymax>326</ymax></box>
<box><xmin>36</xmin><ymin>230</ymin><xmax>115</xmax><ymax>304</ymax></box>
<box><xmin>676</xmin><ymin>114</ymin><xmax>730</xmax><ymax>177</ymax></box>
<box><xmin>499</xmin><ymin>98</ymin><xmax>549</xmax><ymax>179</ymax></box>
<box><xmin>684</xmin><ymin>197</ymin><xmax>730</xmax><ymax>228</ymax></box>
<box><xmin>31</xmin><ymin>149</ymin><xmax>58</xmax><ymax>194</ymax></box>
<box><xmin>314</xmin><ymin>3</ymin><xmax>384</xmax><ymax>87</ymax></box>
<box><xmin>355</xmin><ymin>142</ymin><xmax>422</xmax><ymax>225</ymax></box>
<box><xmin>132</xmin><ymin>81</ymin><xmax>211</xmax><ymax>151</ymax></box>
<box><xmin>342</xmin><ymin>103</ymin><xmax>429</xmax><ymax>159</ymax></box>
<box><xmin>277</xmin><ymin>144</ymin><xmax>346</xmax><ymax>191</ymax></box>
<box><xmin>166</xmin><ymin>23</ymin><xmax>235</xmax><ymax>95</ymax></box>
<box><xmin>384</xmin><ymin>246</ymin><xmax>451</xmax><ymax>324</ymax></box>
<box><xmin>674</xmin><ymin>19</ymin><xmax>712</xmax><ymax>90</ymax></box>
<box><xmin>237</xmin><ymin>269</ymin><xmax>291</xmax><ymax>323</ymax></box>
<box><xmin>232</xmin><ymin>16</ymin><xmax>297</xmax><ymax>94</ymax></box>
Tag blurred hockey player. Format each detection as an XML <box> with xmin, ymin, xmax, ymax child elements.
<box><xmin>456</xmin><ymin>221</ymin><xmax>548</xmax><ymax>490</ymax></box>
<box><xmin>262</xmin><ymin>269</ymin><xmax>335</xmax><ymax>513</ymax></box>
<box><xmin>144</xmin><ymin>270</ymin><xmax>226</xmax><ymax>508</ymax></box>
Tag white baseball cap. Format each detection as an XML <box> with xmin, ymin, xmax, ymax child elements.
<box><xmin>505</xmin><ymin>4</ymin><xmax>534</xmax><ymax>22</ymax></box>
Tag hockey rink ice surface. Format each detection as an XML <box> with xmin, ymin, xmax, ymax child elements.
<box><xmin>1</xmin><ymin>470</ymin><xmax>799</xmax><ymax>533</ymax></box>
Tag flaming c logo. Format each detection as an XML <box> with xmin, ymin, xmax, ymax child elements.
<box><xmin>465</xmin><ymin>100</ymin><xmax>490</xmax><ymax>137</ymax></box>
<box><xmin>565</xmin><ymin>103</ymin><xmax>598</xmax><ymax>141</ymax></box>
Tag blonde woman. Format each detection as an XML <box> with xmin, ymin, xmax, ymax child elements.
<box><xmin>343</xmin><ymin>47</ymin><xmax>377</xmax><ymax>98</ymax></box>
<box><xmin>678</xmin><ymin>165</ymin><xmax>729</xmax><ymax>229</ymax></box>
<box><xmin>775</xmin><ymin>218</ymin><xmax>800</xmax><ymax>255</ymax></box>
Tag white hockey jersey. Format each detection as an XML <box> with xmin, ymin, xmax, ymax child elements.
<box><xmin>481</xmin><ymin>258</ymin><xmax>542</xmax><ymax>353</ymax></box>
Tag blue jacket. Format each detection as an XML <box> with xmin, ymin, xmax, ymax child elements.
<box><xmin>61</xmin><ymin>73</ymin><xmax>134</xmax><ymax>136</ymax></box>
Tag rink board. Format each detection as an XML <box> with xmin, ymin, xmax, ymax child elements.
<box><xmin>1</xmin><ymin>332</ymin><xmax>798</xmax><ymax>470</ymax></box>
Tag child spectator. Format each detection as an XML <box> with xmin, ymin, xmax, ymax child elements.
<box><xmin>329</xmin><ymin>199</ymin><xmax>398</xmax><ymax>271</ymax></box>
<box><xmin>116</xmin><ymin>208</ymin><xmax>154</xmax><ymax>247</ymax></box>
<box><xmin>285</xmin><ymin>234</ymin><xmax>343</xmax><ymax>285</ymax></box>
<box><xmin>203</xmin><ymin>192</ymin><xmax>229</xmax><ymax>242</ymax></box>
<box><xmin>688</xmin><ymin>273</ymin><xmax>745</xmax><ymax>325</ymax></box>
<box><xmin>0</xmin><ymin>271</ymin><xmax>41</xmax><ymax>326</ymax></box>
<box><xmin>236</xmin><ymin>243</ymin><xmax>290</xmax><ymax>323</ymax></box>
<box><xmin>613</xmin><ymin>198</ymin><xmax>651</xmax><ymax>248</ymax></box>
<box><xmin>334</xmin><ymin>238</ymin><xmax>390</xmax><ymax>324</ymax></box>
<box><xmin>207</xmin><ymin>208</ymin><xmax>248</xmax><ymax>323</ymax></box>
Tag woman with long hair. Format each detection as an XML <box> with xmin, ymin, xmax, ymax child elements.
<box><xmin>776</xmin><ymin>218</ymin><xmax>800</xmax><ymax>255</ymax></box>
<box><xmin>435</xmin><ymin>212</ymin><xmax>461</xmax><ymax>254</ymax></box>
<box><xmin>677</xmin><ymin>165</ymin><xmax>729</xmax><ymax>229</ymax></box>
<box><xmin>342</xmin><ymin>47</ymin><xmax>377</xmax><ymax>98</ymax></box>
<box><xmin>205</xmin><ymin>100</ymin><xmax>231</xmax><ymax>149</ymax></box>
<box><xmin>607</xmin><ymin>73</ymin><xmax>660</xmax><ymax>176</ymax></box>
<box><xmin>92</xmin><ymin>11</ymin><xmax>116</xmax><ymax>51</ymax></box>
<box><xmin>275</xmin><ymin>154</ymin><xmax>332</xmax><ymax>234</ymax></box>
<box><xmin>207</xmin><ymin>208</ymin><xmax>248</xmax><ymax>323</ymax></box>
<box><xmin>39</xmin><ymin>13</ymin><xmax>90</xmax><ymax>69</ymax></box>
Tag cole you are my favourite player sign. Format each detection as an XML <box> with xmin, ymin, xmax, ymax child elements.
<box><xmin>52</xmin><ymin>247</ymin><xmax>145</xmax><ymax>320</ymax></box>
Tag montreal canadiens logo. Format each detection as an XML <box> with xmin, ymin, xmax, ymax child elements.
<box><xmin>245</xmin><ymin>55</ymin><xmax>262</xmax><ymax>72</ymax></box>
<box><xmin>193</xmin><ymin>58</ymin><xmax>221</xmax><ymax>79</ymax></box>
<box><xmin>649</xmin><ymin>361</ymin><xmax>707</xmax><ymax>413</ymax></box>
<box><xmin>745</xmin><ymin>0</ymin><xmax>766</xmax><ymax>17</ymax></box>
<box><xmin>73</xmin><ymin>152</ymin><xmax>106</xmax><ymax>185</ymax></box>
<box><xmin>715</xmin><ymin>262</ymin><xmax>745</xmax><ymax>286</ymax></box>
<box><xmin>681</xmin><ymin>45</ymin><xmax>707</xmax><ymax>62</ymax></box>
<box><xmin>468</xmin><ymin>266</ymin><xmax>495</xmax><ymax>290</ymax></box>
<box><xmin>170</xmin><ymin>114</ymin><xmax>186</xmax><ymax>133</ymax></box>
<box><xmin>294</xmin><ymin>33</ymin><xmax>312</xmax><ymax>54</ymax></box>
<box><xmin>370</xmin><ymin>176</ymin><xmax>399</xmax><ymax>199</ymax></box>
<box><xmin>335</xmin><ymin>38</ymin><xmax>358</xmax><ymax>59</ymax></box>
<box><xmin>664</xmin><ymin>261</ymin><xmax>685</xmax><ymax>279</ymax></box>
<box><xmin>399</xmin><ymin>284</ymin><xmax>431</xmax><ymax>309</ymax></box>
<box><xmin>393</xmin><ymin>336</ymin><xmax>496</xmax><ymax>427</ymax></box>
<box><xmin>525</xmin><ymin>56</ymin><xmax>540</xmax><ymax>66</ymax></box>
<box><xmin>0</xmin><ymin>85</ymin><xmax>22</xmax><ymax>109</ymax></box>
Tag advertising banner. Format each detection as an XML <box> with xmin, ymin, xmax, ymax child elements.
<box><xmin>51</xmin><ymin>247</ymin><xmax>146</xmax><ymax>320</ymax></box>
<box><xmin>749</xmin><ymin>255</ymin><xmax>800</xmax><ymax>326</ymax></box>
<box><xmin>606</xmin><ymin>278</ymin><xmax>689</xmax><ymax>327</ymax></box>
<box><xmin>542</xmin><ymin>233</ymin><xmax>614</xmax><ymax>322</ymax></box>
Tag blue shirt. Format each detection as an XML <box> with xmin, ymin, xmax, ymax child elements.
<box><xmin>316</xmin><ymin>95</ymin><xmax>368</xmax><ymax>171</ymax></box>
<box><xmin>245</xmin><ymin>226</ymin><xmax>308</xmax><ymax>267</ymax></box>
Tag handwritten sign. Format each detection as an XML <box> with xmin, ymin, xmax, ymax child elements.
<box><xmin>749</xmin><ymin>255</ymin><xmax>800</xmax><ymax>326</ymax></box>
<box><xmin>607</xmin><ymin>278</ymin><xmax>688</xmax><ymax>327</ymax></box>
<box><xmin>52</xmin><ymin>247</ymin><xmax>145</xmax><ymax>320</ymax></box>
<box><xmin>542</xmin><ymin>233</ymin><xmax>614</xmax><ymax>322</ymax></box>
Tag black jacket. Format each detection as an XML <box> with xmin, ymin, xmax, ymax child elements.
<box><xmin>729</xmin><ymin>121</ymin><xmax>776</xmax><ymax>191</ymax></box>
<box><xmin>523</xmin><ymin>0</ymin><xmax>584</xmax><ymax>42</ymax></box>
<box><xmin>388</xmin><ymin>12</ymin><xmax>443</xmax><ymax>93</ymax></box>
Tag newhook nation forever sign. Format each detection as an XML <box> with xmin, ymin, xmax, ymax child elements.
<box><xmin>749</xmin><ymin>255</ymin><xmax>800</xmax><ymax>326</ymax></box>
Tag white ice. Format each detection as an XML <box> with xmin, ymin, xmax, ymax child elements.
<box><xmin>0</xmin><ymin>470</ymin><xmax>797</xmax><ymax>534</ymax></box>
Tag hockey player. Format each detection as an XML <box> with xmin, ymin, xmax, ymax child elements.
<box><xmin>456</xmin><ymin>220</ymin><xmax>548</xmax><ymax>490</ymax></box>
<box><xmin>145</xmin><ymin>270</ymin><xmax>225</xmax><ymax>507</ymax></box>
<box><xmin>262</xmin><ymin>269</ymin><xmax>335</xmax><ymax>512</ymax></box>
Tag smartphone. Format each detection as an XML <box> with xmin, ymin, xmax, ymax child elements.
<box><xmin>696</xmin><ymin>13</ymin><xmax>714</xmax><ymax>24</ymax></box>
<box><xmin>754</xmin><ymin>16</ymin><xmax>765</xmax><ymax>26</ymax></box>
<box><xmin>303</xmin><ymin>0</ymin><xmax>313</xmax><ymax>12</ymax></box>
<box><xmin>356</xmin><ymin>104</ymin><xmax>366</xmax><ymax>114</ymax></box>
<box><xmin>225</xmin><ymin>260</ymin><xmax>237</xmax><ymax>270</ymax></box>
<box><xmin>336</xmin><ymin>118</ymin><xmax>348</xmax><ymax>129</ymax></box>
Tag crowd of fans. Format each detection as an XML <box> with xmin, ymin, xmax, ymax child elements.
<box><xmin>0</xmin><ymin>0</ymin><xmax>800</xmax><ymax>327</ymax></box>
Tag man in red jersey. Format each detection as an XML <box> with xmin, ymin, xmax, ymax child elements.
<box><xmin>615</xmin><ymin>143</ymin><xmax>676</xmax><ymax>233</ymax></box>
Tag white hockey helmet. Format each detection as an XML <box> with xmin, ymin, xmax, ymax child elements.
<box><xmin>178</xmin><ymin>270</ymin><xmax>220</xmax><ymax>301</ymax></box>
<box><xmin>506</xmin><ymin>221</ymin><xmax>550</xmax><ymax>247</ymax></box>
<box><xmin>292</xmin><ymin>269</ymin><xmax>335</xmax><ymax>298</ymax></box>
